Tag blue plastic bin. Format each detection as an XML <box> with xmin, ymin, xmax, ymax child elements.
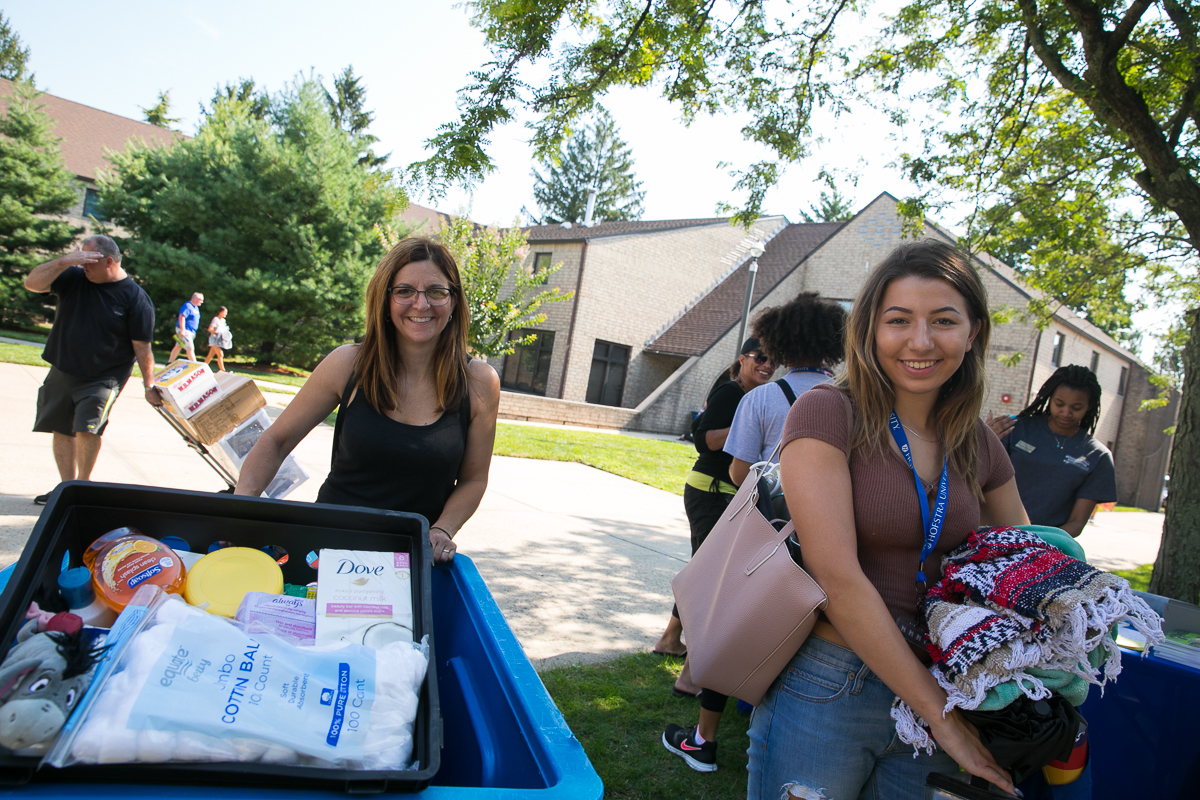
<box><xmin>0</xmin><ymin>482</ymin><xmax>603</xmax><ymax>798</ymax></box>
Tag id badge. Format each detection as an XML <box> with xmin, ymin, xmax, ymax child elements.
<box><xmin>896</xmin><ymin>615</ymin><xmax>928</xmax><ymax>648</ymax></box>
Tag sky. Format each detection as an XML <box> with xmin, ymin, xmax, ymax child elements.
<box><xmin>3</xmin><ymin>0</ymin><xmax>919</xmax><ymax>227</ymax></box>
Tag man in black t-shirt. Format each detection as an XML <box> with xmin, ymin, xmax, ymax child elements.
<box><xmin>24</xmin><ymin>235</ymin><xmax>161</xmax><ymax>503</ymax></box>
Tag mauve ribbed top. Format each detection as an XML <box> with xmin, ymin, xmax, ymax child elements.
<box><xmin>781</xmin><ymin>383</ymin><xmax>1014</xmax><ymax>626</ymax></box>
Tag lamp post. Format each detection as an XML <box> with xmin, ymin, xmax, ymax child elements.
<box><xmin>736</xmin><ymin>241</ymin><xmax>766</xmax><ymax>357</ymax></box>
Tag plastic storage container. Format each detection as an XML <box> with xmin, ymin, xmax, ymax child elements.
<box><xmin>0</xmin><ymin>482</ymin><xmax>437</xmax><ymax>793</ymax></box>
<box><xmin>0</xmin><ymin>482</ymin><xmax>603</xmax><ymax>798</ymax></box>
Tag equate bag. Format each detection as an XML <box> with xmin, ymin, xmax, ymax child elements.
<box><xmin>90</xmin><ymin>534</ymin><xmax>186</xmax><ymax>613</ymax></box>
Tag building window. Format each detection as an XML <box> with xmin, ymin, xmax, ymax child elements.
<box><xmin>1118</xmin><ymin>366</ymin><xmax>1128</xmax><ymax>396</ymax></box>
<box><xmin>1050</xmin><ymin>332</ymin><xmax>1064</xmax><ymax>367</ymax></box>
<box><xmin>586</xmin><ymin>340</ymin><xmax>630</xmax><ymax>406</ymax></box>
<box><xmin>82</xmin><ymin>188</ymin><xmax>108</xmax><ymax>221</ymax></box>
<box><xmin>532</xmin><ymin>252</ymin><xmax>552</xmax><ymax>273</ymax></box>
<box><xmin>1090</xmin><ymin>351</ymin><xmax>1100</xmax><ymax>374</ymax></box>
<box><xmin>501</xmin><ymin>329</ymin><xmax>555</xmax><ymax>396</ymax></box>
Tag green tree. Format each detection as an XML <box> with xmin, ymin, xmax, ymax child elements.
<box><xmin>416</xmin><ymin>0</ymin><xmax>1200</xmax><ymax>603</ymax></box>
<box><xmin>141</xmin><ymin>90</ymin><xmax>180</xmax><ymax>129</ymax></box>
<box><xmin>324</xmin><ymin>66</ymin><xmax>387</xmax><ymax>168</ymax></box>
<box><xmin>436</xmin><ymin>216</ymin><xmax>572</xmax><ymax>357</ymax></box>
<box><xmin>100</xmin><ymin>77</ymin><xmax>404</xmax><ymax>367</ymax></box>
<box><xmin>0</xmin><ymin>80</ymin><xmax>80</xmax><ymax>325</ymax></box>
<box><xmin>800</xmin><ymin>176</ymin><xmax>856</xmax><ymax>223</ymax></box>
<box><xmin>530</xmin><ymin>109</ymin><xmax>645</xmax><ymax>223</ymax></box>
<box><xmin>207</xmin><ymin>79</ymin><xmax>271</xmax><ymax>120</ymax></box>
<box><xmin>0</xmin><ymin>12</ymin><xmax>30</xmax><ymax>80</ymax></box>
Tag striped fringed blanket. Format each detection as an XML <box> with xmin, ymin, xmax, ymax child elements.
<box><xmin>892</xmin><ymin>526</ymin><xmax>1163</xmax><ymax>753</ymax></box>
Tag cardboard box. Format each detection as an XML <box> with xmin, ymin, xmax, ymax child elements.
<box><xmin>161</xmin><ymin>371</ymin><xmax>267</xmax><ymax>444</ymax></box>
<box><xmin>152</xmin><ymin>360</ymin><xmax>222</xmax><ymax>419</ymax></box>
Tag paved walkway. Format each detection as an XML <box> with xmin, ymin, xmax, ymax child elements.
<box><xmin>0</xmin><ymin>361</ymin><xmax>1167</xmax><ymax>670</ymax></box>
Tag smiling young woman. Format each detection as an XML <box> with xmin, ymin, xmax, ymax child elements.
<box><xmin>235</xmin><ymin>237</ymin><xmax>501</xmax><ymax>566</ymax></box>
<box><xmin>995</xmin><ymin>365</ymin><xmax>1116</xmax><ymax>538</ymax></box>
<box><xmin>745</xmin><ymin>240</ymin><xmax>1029</xmax><ymax>800</ymax></box>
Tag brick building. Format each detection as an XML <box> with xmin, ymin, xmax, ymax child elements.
<box><xmin>491</xmin><ymin>193</ymin><xmax>1174</xmax><ymax>509</ymax></box>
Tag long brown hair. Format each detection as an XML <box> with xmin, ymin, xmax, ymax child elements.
<box><xmin>355</xmin><ymin>237</ymin><xmax>470</xmax><ymax>413</ymax></box>
<box><xmin>838</xmin><ymin>239</ymin><xmax>991</xmax><ymax>495</ymax></box>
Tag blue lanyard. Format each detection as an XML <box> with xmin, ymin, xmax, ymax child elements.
<box><xmin>788</xmin><ymin>367</ymin><xmax>834</xmax><ymax>378</ymax></box>
<box><xmin>888</xmin><ymin>411</ymin><xmax>950</xmax><ymax>595</ymax></box>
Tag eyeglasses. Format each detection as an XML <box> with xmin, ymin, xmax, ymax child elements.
<box><xmin>743</xmin><ymin>351</ymin><xmax>772</xmax><ymax>366</ymax></box>
<box><xmin>390</xmin><ymin>285</ymin><xmax>452</xmax><ymax>306</ymax></box>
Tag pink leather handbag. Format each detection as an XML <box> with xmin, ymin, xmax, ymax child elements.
<box><xmin>671</xmin><ymin>468</ymin><xmax>827</xmax><ymax>706</ymax></box>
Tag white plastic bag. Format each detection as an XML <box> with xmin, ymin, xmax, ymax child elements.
<box><xmin>45</xmin><ymin>595</ymin><xmax>427</xmax><ymax>771</ymax></box>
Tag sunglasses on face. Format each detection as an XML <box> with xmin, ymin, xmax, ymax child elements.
<box><xmin>743</xmin><ymin>351</ymin><xmax>772</xmax><ymax>366</ymax></box>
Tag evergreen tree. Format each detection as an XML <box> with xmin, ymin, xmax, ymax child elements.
<box><xmin>799</xmin><ymin>180</ymin><xmax>855</xmax><ymax>223</ymax></box>
<box><xmin>0</xmin><ymin>80</ymin><xmax>81</xmax><ymax>325</ymax></box>
<box><xmin>324</xmin><ymin>66</ymin><xmax>387</xmax><ymax>167</ymax></box>
<box><xmin>530</xmin><ymin>110</ymin><xmax>644</xmax><ymax>224</ymax></box>
<box><xmin>141</xmin><ymin>90</ymin><xmax>180</xmax><ymax>129</ymax></box>
<box><xmin>0</xmin><ymin>13</ymin><xmax>30</xmax><ymax>80</ymax></box>
<box><xmin>101</xmin><ymin>77</ymin><xmax>405</xmax><ymax>366</ymax></box>
<box><xmin>206</xmin><ymin>79</ymin><xmax>270</xmax><ymax>120</ymax></box>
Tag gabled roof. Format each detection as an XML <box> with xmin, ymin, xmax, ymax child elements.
<box><xmin>0</xmin><ymin>78</ymin><xmax>184</xmax><ymax>181</ymax></box>
<box><xmin>918</xmin><ymin>216</ymin><xmax>1146</xmax><ymax>368</ymax></box>
<box><xmin>646</xmin><ymin>222</ymin><xmax>845</xmax><ymax>356</ymax></box>
<box><xmin>525</xmin><ymin>216</ymin><xmax>733</xmax><ymax>243</ymax></box>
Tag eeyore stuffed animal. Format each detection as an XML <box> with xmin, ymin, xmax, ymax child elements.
<box><xmin>0</xmin><ymin>630</ymin><xmax>106</xmax><ymax>750</ymax></box>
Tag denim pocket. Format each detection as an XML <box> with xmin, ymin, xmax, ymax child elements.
<box><xmin>778</xmin><ymin>653</ymin><xmax>853</xmax><ymax>704</ymax></box>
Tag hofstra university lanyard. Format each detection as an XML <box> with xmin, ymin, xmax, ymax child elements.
<box><xmin>888</xmin><ymin>411</ymin><xmax>949</xmax><ymax>596</ymax></box>
<box><xmin>788</xmin><ymin>367</ymin><xmax>835</xmax><ymax>378</ymax></box>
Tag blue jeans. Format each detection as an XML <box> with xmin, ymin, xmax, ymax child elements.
<box><xmin>747</xmin><ymin>635</ymin><xmax>959</xmax><ymax>800</ymax></box>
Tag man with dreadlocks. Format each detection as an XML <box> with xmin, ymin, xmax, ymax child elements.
<box><xmin>990</xmin><ymin>365</ymin><xmax>1117</xmax><ymax>538</ymax></box>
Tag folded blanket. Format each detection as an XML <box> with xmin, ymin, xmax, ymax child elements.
<box><xmin>892</xmin><ymin>526</ymin><xmax>1163</xmax><ymax>753</ymax></box>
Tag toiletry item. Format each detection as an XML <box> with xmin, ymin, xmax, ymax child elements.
<box><xmin>90</xmin><ymin>534</ymin><xmax>186</xmax><ymax>613</ymax></box>
<box><xmin>236</xmin><ymin>592</ymin><xmax>316</xmax><ymax>641</ymax></box>
<box><xmin>315</xmin><ymin>549</ymin><xmax>412</xmax><ymax>646</ymax></box>
<box><xmin>82</xmin><ymin>527</ymin><xmax>142</xmax><ymax>569</ymax></box>
<box><xmin>58</xmin><ymin>567</ymin><xmax>117</xmax><ymax>627</ymax></box>
<box><xmin>183</xmin><ymin>547</ymin><xmax>284</xmax><ymax>617</ymax></box>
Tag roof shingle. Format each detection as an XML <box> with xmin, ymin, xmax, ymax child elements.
<box><xmin>646</xmin><ymin>222</ymin><xmax>844</xmax><ymax>356</ymax></box>
<box><xmin>0</xmin><ymin>78</ymin><xmax>184</xmax><ymax>181</ymax></box>
<box><xmin>524</xmin><ymin>216</ymin><xmax>733</xmax><ymax>242</ymax></box>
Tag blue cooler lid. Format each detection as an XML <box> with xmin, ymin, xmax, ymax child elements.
<box><xmin>57</xmin><ymin>566</ymin><xmax>95</xmax><ymax>608</ymax></box>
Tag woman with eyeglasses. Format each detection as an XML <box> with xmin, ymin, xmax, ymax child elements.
<box><xmin>236</xmin><ymin>237</ymin><xmax>501</xmax><ymax>564</ymax></box>
<box><xmin>654</xmin><ymin>338</ymin><xmax>775</xmax><ymax>696</ymax></box>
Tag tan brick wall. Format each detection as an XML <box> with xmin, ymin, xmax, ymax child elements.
<box><xmin>495</xmin><ymin>243</ymin><xmax>584</xmax><ymax>400</ymax></box>
<box><xmin>1112</xmin><ymin>365</ymin><xmax>1178</xmax><ymax>509</ymax></box>
<box><xmin>558</xmin><ymin>218</ymin><xmax>786</xmax><ymax>405</ymax></box>
<box><xmin>1026</xmin><ymin>323</ymin><xmax>1128</xmax><ymax>447</ymax></box>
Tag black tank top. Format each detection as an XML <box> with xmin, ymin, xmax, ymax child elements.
<box><xmin>316</xmin><ymin>378</ymin><xmax>471</xmax><ymax>524</ymax></box>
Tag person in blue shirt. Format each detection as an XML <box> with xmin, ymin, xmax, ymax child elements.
<box><xmin>167</xmin><ymin>292</ymin><xmax>204</xmax><ymax>362</ymax></box>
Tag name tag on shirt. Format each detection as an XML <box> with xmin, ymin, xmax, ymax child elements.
<box><xmin>1015</xmin><ymin>440</ymin><xmax>1036</xmax><ymax>453</ymax></box>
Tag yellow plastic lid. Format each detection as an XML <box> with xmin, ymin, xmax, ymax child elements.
<box><xmin>183</xmin><ymin>547</ymin><xmax>284</xmax><ymax>617</ymax></box>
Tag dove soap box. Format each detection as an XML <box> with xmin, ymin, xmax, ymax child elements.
<box><xmin>314</xmin><ymin>549</ymin><xmax>413</xmax><ymax>646</ymax></box>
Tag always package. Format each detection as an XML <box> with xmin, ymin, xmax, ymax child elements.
<box><xmin>47</xmin><ymin>594</ymin><xmax>428</xmax><ymax>770</ymax></box>
<box><xmin>153</xmin><ymin>361</ymin><xmax>222</xmax><ymax>420</ymax></box>
<box><xmin>316</xmin><ymin>550</ymin><xmax>413</xmax><ymax>646</ymax></box>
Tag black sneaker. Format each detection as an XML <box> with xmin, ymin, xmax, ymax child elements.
<box><xmin>662</xmin><ymin>723</ymin><xmax>717</xmax><ymax>772</ymax></box>
<box><xmin>33</xmin><ymin>494</ymin><xmax>50</xmax><ymax>506</ymax></box>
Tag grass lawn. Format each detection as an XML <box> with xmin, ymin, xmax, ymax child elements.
<box><xmin>0</xmin><ymin>329</ymin><xmax>48</xmax><ymax>344</ymax></box>
<box><xmin>494</xmin><ymin>423</ymin><xmax>695</xmax><ymax>495</ymax></box>
<box><xmin>540</xmin><ymin>653</ymin><xmax>752</xmax><ymax>799</ymax></box>
<box><xmin>1111</xmin><ymin>563</ymin><xmax>1153</xmax><ymax>592</ymax></box>
<box><xmin>0</xmin><ymin>342</ymin><xmax>49</xmax><ymax>367</ymax></box>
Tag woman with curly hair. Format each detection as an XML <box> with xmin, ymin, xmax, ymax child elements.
<box><xmin>662</xmin><ymin>292</ymin><xmax>846</xmax><ymax>773</ymax></box>
<box><xmin>725</xmin><ymin>291</ymin><xmax>847</xmax><ymax>489</ymax></box>
<box><xmin>988</xmin><ymin>364</ymin><xmax>1116</xmax><ymax>537</ymax></box>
